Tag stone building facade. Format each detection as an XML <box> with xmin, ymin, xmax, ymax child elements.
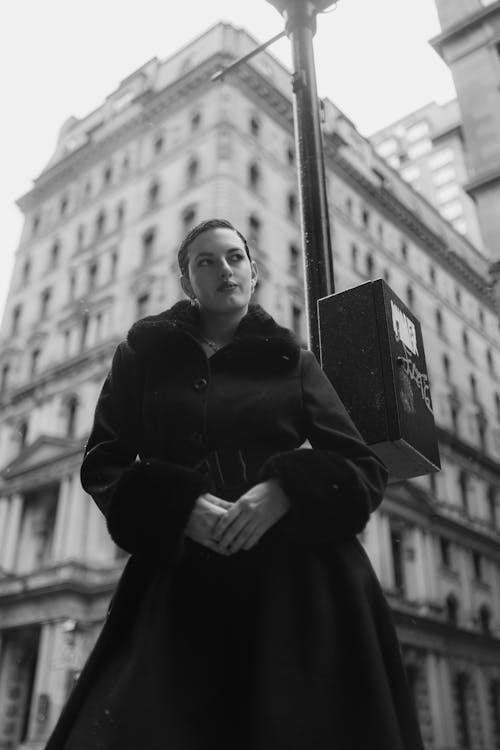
<box><xmin>0</xmin><ymin>21</ymin><xmax>500</xmax><ymax>750</ymax></box>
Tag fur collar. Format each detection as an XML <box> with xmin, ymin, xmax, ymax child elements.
<box><xmin>127</xmin><ymin>300</ymin><xmax>301</xmax><ymax>371</ymax></box>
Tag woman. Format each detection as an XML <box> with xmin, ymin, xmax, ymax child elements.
<box><xmin>45</xmin><ymin>218</ymin><xmax>424</xmax><ymax>750</ymax></box>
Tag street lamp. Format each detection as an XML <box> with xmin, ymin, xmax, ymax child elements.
<box><xmin>265</xmin><ymin>0</ymin><xmax>337</xmax><ymax>359</ymax></box>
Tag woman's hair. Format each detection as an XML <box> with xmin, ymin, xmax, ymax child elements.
<box><xmin>177</xmin><ymin>218</ymin><xmax>251</xmax><ymax>278</ymax></box>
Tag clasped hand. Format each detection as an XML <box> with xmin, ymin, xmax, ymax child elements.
<box><xmin>184</xmin><ymin>480</ymin><xmax>290</xmax><ymax>555</ymax></box>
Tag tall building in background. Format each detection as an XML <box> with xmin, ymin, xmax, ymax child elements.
<box><xmin>1</xmin><ymin>21</ymin><xmax>500</xmax><ymax>749</ymax></box>
<box><xmin>370</xmin><ymin>99</ymin><xmax>485</xmax><ymax>252</ymax></box>
<box><xmin>431</xmin><ymin>0</ymin><xmax>500</xmax><ymax>256</ymax></box>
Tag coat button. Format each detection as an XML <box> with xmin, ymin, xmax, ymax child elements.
<box><xmin>190</xmin><ymin>432</ymin><xmax>203</xmax><ymax>446</ymax></box>
<box><xmin>193</xmin><ymin>378</ymin><xmax>208</xmax><ymax>391</ymax></box>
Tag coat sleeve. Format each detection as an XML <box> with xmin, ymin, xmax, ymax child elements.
<box><xmin>80</xmin><ymin>341</ymin><xmax>212</xmax><ymax>559</ymax></box>
<box><xmin>258</xmin><ymin>349</ymin><xmax>388</xmax><ymax>544</ymax></box>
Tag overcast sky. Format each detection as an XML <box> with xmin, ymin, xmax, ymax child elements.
<box><xmin>0</xmin><ymin>0</ymin><xmax>455</xmax><ymax>317</ymax></box>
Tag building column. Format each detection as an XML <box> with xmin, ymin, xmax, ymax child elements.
<box><xmin>426</xmin><ymin>652</ymin><xmax>448</xmax><ymax>748</ymax></box>
<box><xmin>26</xmin><ymin>623</ymin><xmax>55</xmax><ymax>743</ymax></box>
<box><xmin>61</xmin><ymin>476</ymin><xmax>88</xmax><ymax>561</ymax></box>
<box><xmin>0</xmin><ymin>498</ymin><xmax>9</xmax><ymax>566</ymax></box>
<box><xmin>411</xmin><ymin>527</ymin><xmax>428</xmax><ymax>605</ymax></box>
<box><xmin>1</xmin><ymin>494</ymin><xmax>24</xmax><ymax>571</ymax></box>
<box><xmin>423</xmin><ymin>532</ymin><xmax>439</xmax><ymax>602</ymax></box>
<box><xmin>51</xmin><ymin>477</ymin><xmax>72</xmax><ymax>561</ymax></box>
<box><xmin>458</xmin><ymin>548</ymin><xmax>473</xmax><ymax>626</ymax></box>
<box><xmin>475</xmin><ymin>665</ymin><xmax>494</xmax><ymax>750</ymax></box>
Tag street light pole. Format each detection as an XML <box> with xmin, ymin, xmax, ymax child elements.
<box><xmin>266</xmin><ymin>0</ymin><xmax>336</xmax><ymax>358</ymax></box>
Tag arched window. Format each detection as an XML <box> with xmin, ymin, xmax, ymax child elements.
<box><xmin>445</xmin><ymin>594</ymin><xmax>459</xmax><ymax>625</ymax></box>
<box><xmin>147</xmin><ymin>180</ymin><xmax>161</xmax><ymax>210</ymax></box>
<box><xmin>65</xmin><ymin>395</ymin><xmax>78</xmax><ymax>439</ymax></box>
<box><xmin>95</xmin><ymin>210</ymin><xmax>106</xmax><ymax>238</ymax></box>
<box><xmin>248</xmin><ymin>162</ymin><xmax>261</xmax><ymax>191</ymax></box>
<box><xmin>187</xmin><ymin>157</ymin><xmax>199</xmax><ymax>184</ymax></box>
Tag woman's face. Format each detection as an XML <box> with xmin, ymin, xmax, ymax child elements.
<box><xmin>181</xmin><ymin>228</ymin><xmax>257</xmax><ymax>315</ymax></box>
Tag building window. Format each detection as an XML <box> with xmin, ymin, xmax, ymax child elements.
<box><xmin>116</xmin><ymin>202</ymin><xmax>125</xmax><ymax>229</ymax></box>
<box><xmin>122</xmin><ymin>154</ymin><xmax>130</xmax><ymax>174</ymax></box>
<box><xmin>136</xmin><ymin>292</ymin><xmax>150</xmax><ymax>319</ymax></box>
<box><xmin>30</xmin><ymin>348</ymin><xmax>41</xmax><ymax>377</ymax></box>
<box><xmin>187</xmin><ymin>157</ymin><xmax>199</xmax><ymax>184</ymax></box>
<box><xmin>450</xmin><ymin>403</ymin><xmax>459</xmax><ymax>434</ymax></box>
<box><xmin>345</xmin><ymin>197</ymin><xmax>352</xmax><ymax>216</ymax></box>
<box><xmin>406</xmin><ymin>284</ymin><xmax>414</xmax><ymax>310</ymax></box>
<box><xmin>248</xmin><ymin>214</ymin><xmax>261</xmax><ymax>247</ymax></box>
<box><xmin>471</xmin><ymin>552</ymin><xmax>484</xmax><ymax>584</ymax></box>
<box><xmin>1</xmin><ymin>363</ymin><xmax>10</xmax><ymax>393</ymax></box>
<box><xmin>182</xmin><ymin>205</ymin><xmax>197</xmax><ymax>233</ymax></box>
<box><xmin>40</xmin><ymin>289</ymin><xmax>51</xmax><ymax>320</ymax></box>
<box><xmin>65</xmin><ymin>395</ymin><xmax>78</xmax><ymax>439</ymax></box>
<box><xmin>95</xmin><ymin>210</ymin><xmax>106</xmax><ymax>238</ymax></box>
<box><xmin>429</xmin><ymin>265</ymin><xmax>436</xmax><ymax>285</ymax></box>
<box><xmin>88</xmin><ymin>262</ymin><xmax>98</xmax><ymax>292</ymax></box>
<box><xmin>153</xmin><ymin>134</ymin><xmax>164</xmax><ymax>155</ymax></box>
<box><xmin>289</xmin><ymin>243</ymin><xmax>300</xmax><ymax>275</ymax></box>
<box><xmin>21</xmin><ymin>258</ymin><xmax>31</xmax><ymax>285</ymax></box>
<box><xmin>287</xmin><ymin>193</ymin><xmax>298</xmax><ymax>221</ymax></box>
<box><xmin>462</xmin><ymin>329</ymin><xmax>471</xmax><ymax>359</ymax></box>
<box><xmin>84</xmin><ymin>180</ymin><xmax>92</xmax><ymax>201</ymax></box>
<box><xmin>141</xmin><ymin>228</ymin><xmax>156</xmax><ymax>265</ymax></box>
<box><xmin>495</xmin><ymin>393</ymin><xmax>500</xmax><ymax>422</ymax></box>
<box><xmin>80</xmin><ymin>313</ymin><xmax>89</xmax><ymax>351</ymax></box>
<box><xmin>470</xmin><ymin>374</ymin><xmax>478</xmax><ymax>402</ymax></box>
<box><xmin>68</xmin><ymin>272</ymin><xmax>76</xmax><ymax>302</ymax></box>
<box><xmin>443</xmin><ymin>353</ymin><xmax>450</xmax><ymax>380</ymax></box>
<box><xmin>488</xmin><ymin>486</ymin><xmax>497</xmax><ymax>527</ymax></box>
<box><xmin>147</xmin><ymin>180</ymin><xmax>161</xmax><ymax>210</ymax></box>
<box><xmin>248</xmin><ymin>162</ymin><xmax>261</xmax><ymax>191</ymax></box>
<box><xmin>446</xmin><ymin>594</ymin><xmax>459</xmax><ymax>626</ymax></box>
<box><xmin>110</xmin><ymin>250</ymin><xmax>118</xmax><ymax>281</ymax></box>
<box><xmin>291</xmin><ymin>304</ymin><xmax>302</xmax><ymax>337</ymax></box>
<box><xmin>439</xmin><ymin>537</ymin><xmax>451</xmax><ymax>568</ymax></box>
<box><xmin>286</xmin><ymin>145</ymin><xmax>295</xmax><ymax>165</ymax></box>
<box><xmin>11</xmin><ymin>304</ymin><xmax>22</xmax><ymax>336</ymax></box>
<box><xmin>351</xmin><ymin>243</ymin><xmax>358</xmax><ymax>269</ymax></box>
<box><xmin>459</xmin><ymin>471</ymin><xmax>469</xmax><ymax>516</ymax></box>
<box><xmin>50</xmin><ymin>240</ymin><xmax>60</xmax><ymax>269</ymax></box>
<box><xmin>77</xmin><ymin>224</ymin><xmax>85</xmax><ymax>250</ymax></box>
<box><xmin>366</xmin><ymin>253</ymin><xmax>374</xmax><ymax>278</ymax></box>
<box><xmin>32</xmin><ymin>214</ymin><xmax>40</xmax><ymax>236</ymax></box>
<box><xmin>191</xmin><ymin>111</ymin><xmax>202</xmax><ymax>131</ymax></box>
<box><xmin>435</xmin><ymin>308</ymin><xmax>445</xmax><ymax>338</ymax></box>
<box><xmin>487</xmin><ymin>349</ymin><xmax>496</xmax><ymax>377</ymax></box>
<box><xmin>60</xmin><ymin>195</ymin><xmax>69</xmax><ymax>216</ymax></box>
<box><xmin>401</xmin><ymin>241</ymin><xmax>408</xmax><ymax>261</ymax></box>
<box><xmin>103</xmin><ymin>165</ymin><xmax>113</xmax><ymax>187</ymax></box>
<box><xmin>362</xmin><ymin>208</ymin><xmax>370</xmax><ymax>229</ymax></box>
<box><xmin>454</xmin><ymin>672</ymin><xmax>471</xmax><ymax>747</ymax></box>
<box><xmin>250</xmin><ymin>115</ymin><xmax>260</xmax><ymax>137</ymax></box>
<box><xmin>19</xmin><ymin>419</ymin><xmax>28</xmax><ymax>449</ymax></box>
<box><xmin>390</xmin><ymin>527</ymin><xmax>405</xmax><ymax>595</ymax></box>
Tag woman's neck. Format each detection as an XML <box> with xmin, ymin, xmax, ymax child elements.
<box><xmin>199</xmin><ymin>306</ymin><xmax>248</xmax><ymax>344</ymax></box>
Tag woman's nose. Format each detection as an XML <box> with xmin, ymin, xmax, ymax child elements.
<box><xmin>219</xmin><ymin>259</ymin><xmax>232</xmax><ymax>276</ymax></box>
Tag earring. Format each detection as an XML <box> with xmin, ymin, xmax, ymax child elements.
<box><xmin>190</xmin><ymin>296</ymin><xmax>198</xmax><ymax>307</ymax></box>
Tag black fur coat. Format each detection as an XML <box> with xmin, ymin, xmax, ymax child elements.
<box><xmin>45</xmin><ymin>301</ymin><xmax>424</xmax><ymax>750</ymax></box>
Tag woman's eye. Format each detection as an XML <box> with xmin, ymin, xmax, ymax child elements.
<box><xmin>229</xmin><ymin>254</ymin><xmax>244</xmax><ymax>263</ymax></box>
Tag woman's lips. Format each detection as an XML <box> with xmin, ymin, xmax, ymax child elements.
<box><xmin>217</xmin><ymin>284</ymin><xmax>238</xmax><ymax>292</ymax></box>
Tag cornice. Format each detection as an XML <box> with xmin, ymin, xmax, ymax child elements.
<box><xmin>430</xmin><ymin>1</ymin><xmax>500</xmax><ymax>58</ymax></box>
<box><xmin>17</xmin><ymin>52</ymin><xmax>236</xmax><ymax>212</ymax></box>
<box><xmin>436</xmin><ymin>426</ymin><xmax>500</xmax><ymax>477</ymax></box>
<box><xmin>392</xmin><ymin>607</ymin><xmax>500</xmax><ymax>654</ymax></box>
<box><xmin>464</xmin><ymin>164</ymin><xmax>500</xmax><ymax>196</ymax></box>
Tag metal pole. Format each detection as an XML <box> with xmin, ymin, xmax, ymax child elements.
<box><xmin>273</xmin><ymin>1</ymin><xmax>335</xmax><ymax>359</ymax></box>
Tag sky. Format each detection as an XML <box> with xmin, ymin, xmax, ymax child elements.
<box><xmin>0</xmin><ymin>0</ymin><xmax>455</xmax><ymax>317</ymax></box>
